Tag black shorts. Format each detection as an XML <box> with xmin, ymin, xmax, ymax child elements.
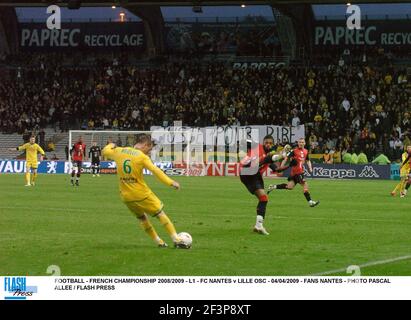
<box><xmin>91</xmin><ymin>159</ymin><xmax>100</xmax><ymax>166</ymax></box>
<box><xmin>288</xmin><ymin>173</ymin><xmax>306</xmax><ymax>184</ymax></box>
<box><xmin>240</xmin><ymin>173</ymin><xmax>264</xmax><ymax>195</ymax></box>
<box><xmin>73</xmin><ymin>161</ymin><xmax>82</xmax><ymax>169</ymax></box>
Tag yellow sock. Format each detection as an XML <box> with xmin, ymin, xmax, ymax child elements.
<box><xmin>139</xmin><ymin>219</ymin><xmax>162</xmax><ymax>244</ymax></box>
<box><xmin>393</xmin><ymin>181</ymin><xmax>402</xmax><ymax>193</ymax></box>
<box><xmin>157</xmin><ymin>213</ymin><xmax>178</xmax><ymax>241</ymax></box>
<box><xmin>31</xmin><ymin>172</ymin><xmax>37</xmax><ymax>184</ymax></box>
<box><xmin>400</xmin><ymin>179</ymin><xmax>407</xmax><ymax>193</ymax></box>
<box><xmin>25</xmin><ymin>172</ymin><xmax>31</xmax><ymax>185</ymax></box>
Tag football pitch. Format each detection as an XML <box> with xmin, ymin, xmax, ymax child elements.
<box><xmin>1</xmin><ymin>174</ymin><xmax>411</xmax><ymax>276</ymax></box>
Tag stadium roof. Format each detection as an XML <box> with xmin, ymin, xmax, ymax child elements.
<box><xmin>1</xmin><ymin>0</ymin><xmax>411</xmax><ymax>6</ymax></box>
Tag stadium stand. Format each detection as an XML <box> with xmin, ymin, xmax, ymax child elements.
<box><xmin>1</xmin><ymin>50</ymin><xmax>410</xmax><ymax>162</ymax></box>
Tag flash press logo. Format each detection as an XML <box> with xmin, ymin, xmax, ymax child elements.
<box><xmin>4</xmin><ymin>277</ymin><xmax>37</xmax><ymax>300</ymax></box>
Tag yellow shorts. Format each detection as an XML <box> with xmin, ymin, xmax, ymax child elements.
<box><xmin>124</xmin><ymin>193</ymin><xmax>164</xmax><ymax>218</ymax></box>
<box><xmin>26</xmin><ymin>161</ymin><xmax>38</xmax><ymax>170</ymax></box>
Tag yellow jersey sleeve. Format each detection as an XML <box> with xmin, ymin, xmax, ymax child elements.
<box><xmin>142</xmin><ymin>155</ymin><xmax>174</xmax><ymax>187</ymax></box>
<box><xmin>36</xmin><ymin>144</ymin><xmax>45</xmax><ymax>156</ymax></box>
<box><xmin>18</xmin><ymin>143</ymin><xmax>29</xmax><ymax>151</ymax></box>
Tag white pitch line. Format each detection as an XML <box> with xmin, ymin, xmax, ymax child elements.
<box><xmin>0</xmin><ymin>206</ymin><xmax>88</xmax><ymax>212</ymax></box>
<box><xmin>273</xmin><ymin>215</ymin><xmax>406</xmax><ymax>224</ymax></box>
<box><xmin>311</xmin><ymin>255</ymin><xmax>411</xmax><ymax>276</ymax></box>
<box><xmin>174</xmin><ymin>213</ymin><xmax>408</xmax><ymax>224</ymax></box>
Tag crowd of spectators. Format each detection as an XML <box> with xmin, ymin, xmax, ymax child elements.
<box><xmin>166</xmin><ymin>23</ymin><xmax>281</xmax><ymax>57</ymax></box>
<box><xmin>1</xmin><ymin>51</ymin><xmax>411</xmax><ymax>162</ymax></box>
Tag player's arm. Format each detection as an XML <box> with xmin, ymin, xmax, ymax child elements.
<box><xmin>70</xmin><ymin>145</ymin><xmax>75</xmax><ymax>161</ymax></box>
<box><xmin>279</xmin><ymin>157</ymin><xmax>289</xmax><ymax>170</ymax></box>
<box><xmin>9</xmin><ymin>143</ymin><xmax>28</xmax><ymax>152</ymax></box>
<box><xmin>306</xmin><ymin>154</ymin><xmax>313</xmax><ymax>173</ymax></box>
<box><xmin>240</xmin><ymin>150</ymin><xmax>259</xmax><ymax>169</ymax></box>
<box><xmin>37</xmin><ymin>145</ymin><xmax>46</xmax><ymax>161</ymax></box>
<box><xmin>142</xmin><ymin>156</ymin><xmax>180</xmax><ymax>190</ymax></box>
<box><xmin>279</xmin><ymin>149</ymin><xmax>294</xmax><ymax>167</ymax></box>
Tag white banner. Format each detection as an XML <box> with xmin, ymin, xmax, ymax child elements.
<box><xmin>1</xmin><ymin>276</ymin><xmax>411</xmax><ymax>300</ymax></box>
<box><xmin>150</xmin><ymin>125</ymin><xmax>305</xmax><ymax>146</ymax></box>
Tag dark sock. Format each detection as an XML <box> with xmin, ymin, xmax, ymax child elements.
<box><xmin>276</xmin><ymin>184</ymin><xmax>288</xmax><ymax>190</ymax></box>
<box><xmin>406</xmin><ymin>183</ymin><xmax>410</xmax><ymax>190</ymax></box>
<box><xmin>257</xmin><ymin>201</ymin><xmax>268</xmax><ymax>218</ymax></box>
<box><xmin>304</xmin><ymin>192</ymin><xmax>312</xmax><ymax>202</ymax></box>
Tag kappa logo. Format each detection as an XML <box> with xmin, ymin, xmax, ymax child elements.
<box><xmin>313</xmin><ymin>167</ymin><xmax>356</xmax><ymax>179</ymax></box>
<box><xmin>359</xmin><ymin>166</ymin><xmax>380</xmax><ymax>178</ymax></box>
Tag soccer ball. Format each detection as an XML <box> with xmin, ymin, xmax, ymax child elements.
<box><xmin>177</xmin><ymin>232</ymin><xmax>192</xmax><ymax>249</ymax></box>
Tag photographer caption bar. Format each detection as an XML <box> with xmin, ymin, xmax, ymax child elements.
<box><xmin>1</xmin><ymin>1</ymin><xmax>411</xmax><ymax>301</ymax></box>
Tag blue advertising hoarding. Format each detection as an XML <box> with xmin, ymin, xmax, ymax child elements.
<box><xmin>0</xmin><ymin>160</ymin><xmax>173</xmax><ymax>175</ymax></box>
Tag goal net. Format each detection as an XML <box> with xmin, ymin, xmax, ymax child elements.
<box><xmin>68</xmin><ymin>130</ymin><xmax>193</xmax><ymax>175</ymax></box>
<box><xmin>69</xmin><ymin>128</ymin><xmax>261</xmax><ymax>177</ymax></box>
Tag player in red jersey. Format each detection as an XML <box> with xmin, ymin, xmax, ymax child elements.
<box><xmin>71</xmin><ymin>136</ymin><xmax>87</xmax><ymax>186</ymax></box>
<box><xmin>240</xmin><ymin>135</ymin><xmax>291</xmax><ymax>235</ymax></box>
<box><xmin>268</xmin><ymin>138</ymin><xmax>320</xmax><ymax>207</ymax></box>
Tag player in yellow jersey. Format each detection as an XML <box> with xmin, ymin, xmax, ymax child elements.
<box><xmin>391</xmin><ymin>145</ymin><xmax>411</xmax><ymax>198</ymax></box>
<box><xmin>102</xmin><ymin>133</ymin><xmax>187</xmax><ymax>248</ymax></box>
<box><xmin>9</xmin><ymin>136</ymin><xmax>45</xmax><ymax>187</ymax></box>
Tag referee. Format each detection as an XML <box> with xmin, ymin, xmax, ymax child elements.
<box><xmin>89</xmin><ymin>141</ymin><xmax>102</xmax><ymax>177</ymax></box>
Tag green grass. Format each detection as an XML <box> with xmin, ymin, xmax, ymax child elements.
<box><xmin>1</xmin><ymin>174</ymin><xmax>411</xmax><ymax>276</ymax></box>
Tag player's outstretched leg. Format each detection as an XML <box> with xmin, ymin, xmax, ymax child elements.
<box><xmin>391</xmin><ymin>179</ymin><xmax>405</xmax><ymax>196</ymax></box>
<box><xmin>399</xmin><ymin>178</ymin><xmax>407</xmax><ymax>198</ymax></box>
<box><xmin>156</xmin><ymin>211</ymin><xmax>185</xmax><ymax>248</ymax></box>
<box><xmin>303</xmin><ymin>184</ymin><xmax>319</xmax><ymax>207</ymax></box>
<box><xmin>391</xmin><ymin>183</ymin><xmax>399</xmax><ymax>196</ymax></box>
<box><xmin>138</xmin><ymin>214</ymin><xmax>167</xmax><ymax>247</ymax></box>
<box><xmin>405</xmin><ymin>180</ymin><xmax>411</xmax><ymax>196</ymax></box>
<box><xmin>267</xmin><ymin>183</ymin><xmax>288</xmax><ymax>194</ymax></box>
<box><xmin>253</xmin><ymin>190</ymin><xmax>269</xmax><ymax>235</ymax></box>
